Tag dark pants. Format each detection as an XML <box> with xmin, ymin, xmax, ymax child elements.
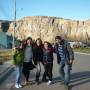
<box><xmin>42</xmin><ymin>63</ymin><xmax>53</xmax><ymax>81</ymax></box>
<box><xmin>22</xmin><ymin>62</ymin><xmax>30</xmax><ymax>82</ymax></box>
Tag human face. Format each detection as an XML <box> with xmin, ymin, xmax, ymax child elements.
<box><xmin>36</xmin><ymin>40</ymin><xmax>41</xmax><ymax>46</ymax></box>
<box><xmin>55</xmin><ymin>39</ymin><xmax>61</xmax><ymax>44</ymax></box>
<box><xmin>44</xmin><ymin>42</ymin><xmax>48</xmax><ymax>49</ymax></box>
<box><xmin>27</xmin><ymin>39</ymin><xmax>32</xmax><ymax>46</ymax></box>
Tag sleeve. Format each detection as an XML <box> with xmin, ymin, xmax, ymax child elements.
<box><xmin>53</xmin><ymin>44</ymin><xmax>58</xmax><ymax>53</ymax></box>
<box><xmin>67</xmin><ymin>42</ymin><xmax>74</xmax><ymax>60</ymax></box>
<box><xmin>13</xmin><ymin>51</ymin><xmax>17</xmax><ymax>65</ymax></box>
<box><xmin>54</xmin><ymin>44</ymin><xmax>61</xmax><ymax>64</ymax></box>
<box><xmin>32</xmin><ymin>47</ymin><xmax>37</xmax><ymax>65</ymax></box>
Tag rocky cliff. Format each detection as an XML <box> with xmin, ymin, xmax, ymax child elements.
<box><xmin>2</xmin><ymin>16</ymin><xmax>90</xmax><ymax>44</ymax></box>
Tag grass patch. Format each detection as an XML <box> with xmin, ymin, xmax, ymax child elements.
<box><xmin>0</xmin><ymin>49</ymin><xmax>12</xmax><ymax>64</ymax></box>
<box><xmin>74</xmin><ymin>47</ymin><xmax>90</xmax><ymax>54</ymax></box>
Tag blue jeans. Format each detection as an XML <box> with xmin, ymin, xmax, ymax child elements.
<box><xmin>36</xmin><ymin>62</ymin><xmax>42</xmax><ymax>82</ymax></box>
<box><xmin>15</xmin><ymin>65</ymin><xmax>22</xmax><ymax>85</ymax></box>
<box><xmin>59</xmin><ymin>61</ymin><xmax>71</xmax><ymax>85</ymax></box>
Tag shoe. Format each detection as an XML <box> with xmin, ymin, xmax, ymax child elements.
<box><xmin>42</xmin><ymin>78</ymin><xmax>48</xmax><ymax>82</ymax></box>
<box><xmin>15</xmin><ymin>84</ymin><xmax>20</xmax><ymax>88</ymax></box>
<box><xmin>60</xmin><ymin>81</ymin><xmax>64</xmax><ymax>85</ymax></box>
<box><xmin>18</xmin><ymin>84</ymin><xmax>22</xmax><ymax>88</ymax></box>
<box><xmin>47</xmin><ymin>80</ymin><xmax>52</xmax><ymax>85</ymax></box>
<box><xmin>36</xmin><ymin>81</ymin><xmax>40</xmax><ymax>85</ymax></box>
<box><xmin>25</xmin><ymin>79</ymin><xmax>30</xmax><ymax>84</ymax></box>
<box><xmin>64</xmin><ymin>85</ymin><xmax>69</xmax><ymax>90</ymax></box>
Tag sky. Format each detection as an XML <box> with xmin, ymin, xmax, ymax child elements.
<box><xmin>0</xmin><ymin>0</ymin><xmax>90</xmax><ymax>21</ymax></box>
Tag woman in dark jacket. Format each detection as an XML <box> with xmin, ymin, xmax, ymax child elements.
<box><xmin>42</xmin><ymin>41</ymin><xmax>54</xmax><ymax>85</ymax></box>
<box><xmin>33</xmin><ymin>38</ymin><xmax>43</xmax><ymax>84</ymax></box>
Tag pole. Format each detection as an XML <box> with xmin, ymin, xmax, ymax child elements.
<box><xmin>13</xmin><ymin>0</ymin><xmax>16</xmax><ymax>48</ymax></box>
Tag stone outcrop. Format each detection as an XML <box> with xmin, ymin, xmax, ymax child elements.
<box><xmin>1</xmin><ymin>16</ymin><xmax>90</xmax><ymax>44</ymax></box>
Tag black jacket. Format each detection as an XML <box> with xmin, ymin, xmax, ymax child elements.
<box><xmin>33</xmin><ymin>44</ymin><xmax>43</xmax><ymax>65</ymax></box>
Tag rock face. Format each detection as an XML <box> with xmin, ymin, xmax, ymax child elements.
<box><xmin>2</xmin><ymin>16</ymin><xmax>90</xmax><ymax>44</ymax></box>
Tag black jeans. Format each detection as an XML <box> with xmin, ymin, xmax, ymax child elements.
<box><xmin>42</xmin><ymin>63</ymin><xmax>53</xmax><ymax>81</ymax></box>
<box><xmin>22</xmin><ymin>62</ymin><xmax>30</xmax><ymax>82</ymax></box>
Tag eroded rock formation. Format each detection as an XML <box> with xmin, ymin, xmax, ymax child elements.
<box><xmin>1</xmin><ymin>16</ymin><xmax>90</xmax><ymax>44</ymax></box>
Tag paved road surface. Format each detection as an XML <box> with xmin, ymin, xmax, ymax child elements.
<box><xmin>0</xmin><ymin>53</ymin><xmax>90</xmax><ymax>90</ymax></box>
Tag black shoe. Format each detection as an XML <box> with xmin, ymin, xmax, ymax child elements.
<box><xmin>36</xmin><ymin>81</ymin><xmax>41</xmax><ymax>85</ymax></box>
<box><xmin>42</xmin><ymin>78</ymin><xmax>48</xmax><ymax>82</ymax></box>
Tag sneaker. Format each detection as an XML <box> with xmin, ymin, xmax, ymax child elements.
<box><xmin>18</xmin><ymin>84</ymin><xmax>22</xmax><ymax>88</ymax></box>
<box><xmin>15</xmin><ymin>84</ymin><xmax>19</xmax><ymax>88</ymax></box>
<box><xmin>47</xmin><ymin>80</ymin><xmax>52</xmax><ymax>85</ymax></box>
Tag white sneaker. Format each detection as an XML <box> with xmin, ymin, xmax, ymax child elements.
<box><xmin>15</xmin><ymin>84</ymin><xmax>20</xmax><ymax>88</ymax></box>
<box><xmin>47</xmin><ymin>80</ymin><xmax>52</xmax><ymax>85</ymax></box>
<box><xmin>18</xmin><ymin>84</ymin><xmax>22</xmax><ymax>88</ymax></box>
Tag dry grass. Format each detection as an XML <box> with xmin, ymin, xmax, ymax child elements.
<box><xmin>0</xmin><ymin>49</ymin><xmax>12</xmax><ymax>64</ymax></box>
<box><xmin>74</xmin><ymin>47</ymin><xmax>90</xmax><ymax>54</ymax></box>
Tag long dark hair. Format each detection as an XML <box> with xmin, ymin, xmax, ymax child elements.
<box><xmin>44</xmin><ymin>41</ymin><xmax>52</xmax><ymax>48</ymax></box>
<box><xmin>35</xmin><ymin>38</ymin><xmax>43</xmax><ymax>47</ymax></box>
<box><xmin>23</xmin><ymin>37</ymin><xmax>33</xmax><ymax>49</ymax></box>
<box><xmin>44</xmin><ymin>41</ymin><xmax>53</xmax><ymax>53</ymax></box>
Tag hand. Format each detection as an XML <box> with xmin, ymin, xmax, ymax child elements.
<box><xmin>69</xmin><ymin>60</ymin><xmax>73</xmax><ymax>65</ymax></box>
<box><xmin>12</xmin><ymin>64</ymin><xmax>16</xmax><ymax>68</ymax></box>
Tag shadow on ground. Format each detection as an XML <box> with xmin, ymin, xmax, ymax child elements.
<box><xmin>53</xmin><ymin>71</ymin><xmax>90</xmax><ymax>89</ymax></box>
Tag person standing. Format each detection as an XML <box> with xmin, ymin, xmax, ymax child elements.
<box><xmin>54</xmin><ymin>36</ymin><xmax>74</xmax><ymax>90</ymax></box>
<box><xmin>33</xmin><ymin>38</ymin><xmax>43</xmax><ymax>84</ymax></box>
<box><xmin>13</xmin><ymin>40</ymin><xmax>24</xmax><ymax>88</ymax></box>
<box><xmin>42</xmin><ymin>41</ymin><xmax>54</xmax><ymax>85</ymax></box>
<box><xmin>22</xmin><ymin>37</ymin><xmax>34</xmax><ymax>85</ymax></box>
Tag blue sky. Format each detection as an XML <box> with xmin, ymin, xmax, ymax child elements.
<box><xmin>0</xmin><ymin>0</ymin><xmax>90</xmax><ymax>20</ymax></box>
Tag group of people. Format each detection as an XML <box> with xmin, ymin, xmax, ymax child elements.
<box><xmin>13</xmin><ymin>36</ymin><xmax>74</xmax><ymax>90</ymax></box>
